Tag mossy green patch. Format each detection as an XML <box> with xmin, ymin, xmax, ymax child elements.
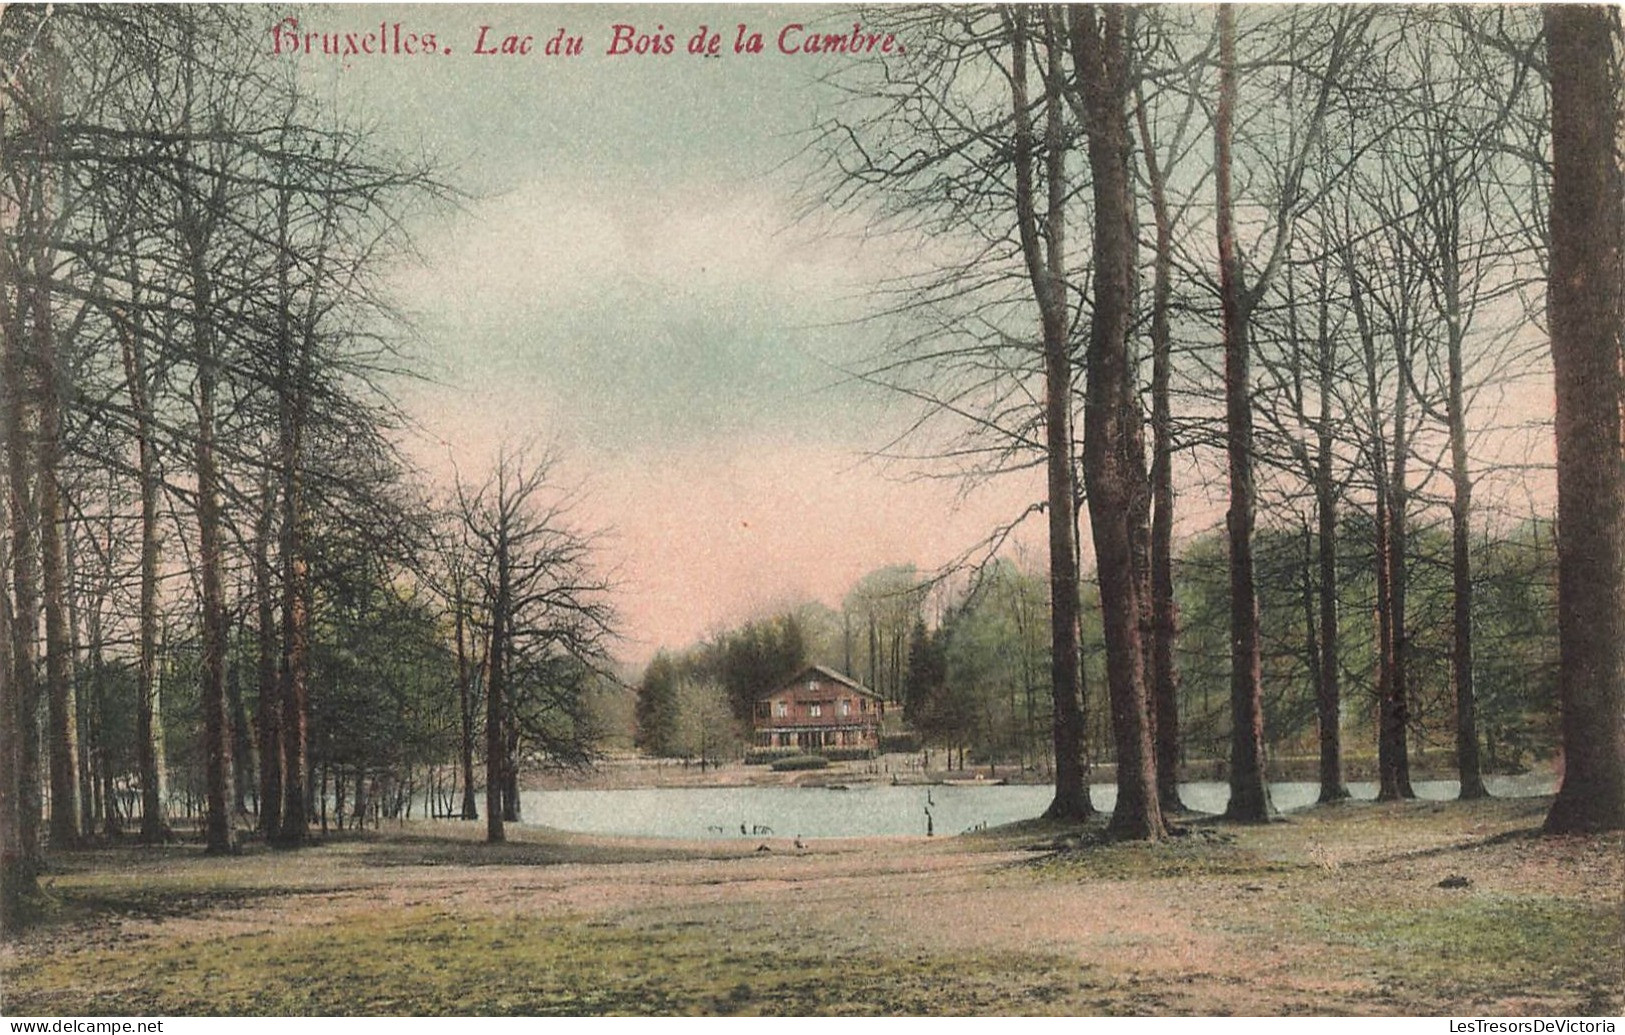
<box><xmin>3</xmin><ymin>906</ymin><xmax>1101</xmax><ymax>1016</ymax></box>
<box><xmin>1299</xmin><ymin>896</ymin><xmax>1623</xmax><ymax>1012</ymax></box>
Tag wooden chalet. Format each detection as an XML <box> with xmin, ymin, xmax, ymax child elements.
<box><xmin>752</xmin><ymin>665</ymin><xmax>886</xmax><ymax>751</ymax></box>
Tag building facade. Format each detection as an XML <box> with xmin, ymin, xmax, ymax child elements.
<box><xmin>752</xmin><ymin>665</ymin><xmax>886</xmax><ymax>751</ymax></box>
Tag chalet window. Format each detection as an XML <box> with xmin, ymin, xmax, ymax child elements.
<box><xmin>860</xmin><ymin>699</ymin><xmax>869</xmax><ymax>713</ymax></box>
<box><xmin>810</xmin><ymin>703</ymin><xmax>822</xmax><ymax>717</ymax></box>
<box><xmin>775</xmin><ymin>701</ymin><xmax>788</xmax><ymax>718</ymax></box>
<box><xmin>839</xmin><ymin>699</ymin><xmax>850</xmax><ymax>716</ymax></box>
<box><xmin>756</xmin><ymin>702</ymin><xmax>769</xmax><ymax>718</ymax></box>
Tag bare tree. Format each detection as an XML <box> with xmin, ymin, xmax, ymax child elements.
<box><xmin>1214</xmin><ymin>6</ymin><xmax>1272</xmax><ymax>822</ymax></box>
<box><xmin>1131</xmin><ymin>9</ymin><xmax>1212</xmax><ymax>815</ymax></box>
<box><xmin>1009</xmin><ymin>5</ymin><xmax>1092</xmax><ymax>821</ymax></box>
<box><xmin>1213</xmin><ymin>7</ymin><xmax>1370</xmax><ymax>821</ymax></box>
<box><xmin>1068</xmin><ymin>5</ymin><xmax>1164</xmax><ymax>839</ymax></box>
<box><xmin>456</xmin><ymin>447</ymin><xmax>614</xmax><ymax>843</ymax></box>
<box><xmin>806</xmin><ymin>7</ymin><xmax>1100</xmax><ymax>817</ymax></box>
<box><xmin>1</xmin><ymin>92</ymin><xmax>44</xmax><ymax>908</ymax></box>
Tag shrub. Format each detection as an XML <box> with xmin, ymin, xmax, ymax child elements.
<box><xmin>770</xmin><ymin>755</ymin><xmax>830</xmax><ymax>772</ymax></box>
<box><xmin>744</xmin><ymin>747</ymin><xmax>801</xmax><ymax>765</ymax></box>
<box><xmin>820</xmin><ymin>747</ymin><xmax>877</xmax><ymax>762</ymax></box>
<box><xmin>879</xmin><ymin>734</ymin><xmax>921</xmax><ymax>754</ymax></box>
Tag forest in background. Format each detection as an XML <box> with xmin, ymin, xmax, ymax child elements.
<box><xmin>2</xmin><ymin>2</ymin><xmax>1622</xmax><ymax>934</ymax></box>
<box><xmin>636</xmin><ymin>521</ymin><xmax>1559</xmax><ymax>780</ymax></box>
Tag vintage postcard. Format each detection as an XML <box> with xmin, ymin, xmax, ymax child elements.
<box><xmin>0</xmin><ymin>2</ymin><xmax>1620</xmax><ymax>1021</ymax></box>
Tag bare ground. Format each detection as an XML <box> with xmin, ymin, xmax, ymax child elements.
<box><xmin>1</xmin><ymin>795</ymin><xmax>1619</xmax><ymax>1016</ymax></box>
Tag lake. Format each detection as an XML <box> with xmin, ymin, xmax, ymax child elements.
<box><xmin>520</xmin><ymin>772</ymin><xmax>1558</xmax><ymax>840</ymax></box>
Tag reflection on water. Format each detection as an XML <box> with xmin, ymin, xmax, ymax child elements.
<box><xmin>521</xmin><ymin>771</ymin><xmax>1556</xmax><ymax>840</ymax></box>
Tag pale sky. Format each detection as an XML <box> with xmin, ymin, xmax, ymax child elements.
<box><xmin>287</xmin><ymin>4</ymin><xmax>1557</xmax><ymax>666</ymax></box>
<box><xmin>285</xmin><ymin>4</ymin><xmax>1049</xmax><ymax>662</ymax></box>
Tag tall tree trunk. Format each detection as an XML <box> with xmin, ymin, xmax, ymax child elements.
<box><xmin>275</xmin><ymin>182</ymin><xmax>314</xmax><ymax>848</ymax></box>
<box><xmin>502</xmin><ymin>713</ymin><xmax>521</xmax><ymax>823</ymax></box>
<box><xmin>1</xmin><ymin>175</ymin><xmax>43</xmax><ymax>886</ymax></box>
<box><xmin>176</xmin><ymin>17</ymin><xmax>235</xmax><ymax>855</ymax></box>
<box><xmin>274</xmin><ymin>455</ymin><xmax>310</xmax><ymax>847</ymax></box>
<box><xmin>1443</xmin><ymin>213</ymin><xmax>1488</xmax><ymax>801</ymax></box>
<box><xmin>486</xmin><ymin>579</ymin><xmax>507</xmax><ymax>842</ymax></box>
<box><xmin>1216</xmin><ymin>6</ymin><xmax>1272</xmax><ymax>822</ymax></box>
<box><xmin>66</xmin><ymin>520</ymin><xmax>94</xmax><ymax>839</ymax></box>
<box><xmin>1543</xmin><ymin>4</ymin><xmax>1625</xmax><ymax>834</ymax></box>
<box><xmin>83</xmin><ymin>549</ymin><xmax>118</xmax><ymax>838</ymax></box>
<box><xmin>1346</xmin><ymin>243</ymin><xmax>1404</xmax><ymax>803</ymax></box>
<box><xmin>227</xmin><ymin>618</ymin><xmax>252</xmax><ymax>818</ymax></box>
<box><xmin>1010</xmin><ymin>5</ymin><xmax>1090</xmax><ymax>821</ymax></box>
<box><xmin>1382</xmin><ymin>330</ymin><xmax>1416</xmax><ymax>800</ymax></box>
<box><xmin>0</xmin><ymin>395</ymin><xmax>29</xmax><ymax>927</ymax></box>
<box><xmin>1071</xmin><ymin>5</ymin><xmax>1163</xmax><ymax>840</ymax></box>
<box><xmin>35</xmin><ymin>308</ymin><xmax>77</xmax><ymax>852</ymax></box>
<box><xmin>456</xmin><ymin>598</ymin><xmax>478</xmax><ymax>820</ymax></box>
<box><xmin>253</xmin><ymin>472</ymin><xmax>282</xmax><ymax>837</ymax></box>
<box><xmin>181</xmin><ymin>208</ymin><xmax>235</xmax><ymax>853</ymax></box>
<box><xmin>70</xmin><ymin>526</ymin><xmax>107</xmax><ymax>838</ymax></box>
<box><xmin>118</xmin><ymin>309</ymin><xmax>169</xmax><ymax>842</ymax></box>
<box><xmin>1135</xmin><ymin>77</ymin><xmax>1185</xmax><ymax>815</ymax></box>
<box><xmin>191</xmin><ymin>282</ymin><xmax>234</xmax><ymax>855</ymax></box>
<box><xmin>1314</xmin><ymin>280</ymin><xmax>1348</xmax><ymax>802</ymax></box>
<box><xmin>26</xmin><ymin>47</ymin><xmax>79</xmax><ymax>849</ymax></box>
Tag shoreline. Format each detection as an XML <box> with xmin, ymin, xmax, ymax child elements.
<box><xmin>524</xmin><ymin>750</ymin><xmax>1550</xmax><ymax>792</ymax></box>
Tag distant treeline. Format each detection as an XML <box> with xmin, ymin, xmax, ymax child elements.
<box><xmin>637</xmin><ymin>518</ymin><xmax>1557</xmax><ymax>776</ymax></box>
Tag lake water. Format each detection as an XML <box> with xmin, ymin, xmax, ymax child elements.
<box><xmin>521</xmin><ymin>772</ymin><xmax>1558</xmax><ymax>840</ymax></box>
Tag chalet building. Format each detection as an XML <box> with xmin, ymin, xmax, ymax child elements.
<box><xmin>753</xmin><ymin>665</ymin><xmax>886</xmax><ymax>751</ymax></box>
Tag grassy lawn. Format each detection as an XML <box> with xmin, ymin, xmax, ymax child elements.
<box><xmin>2</xmin><ymin>796</ymin><xmax>1619</xmax><ymax>1016</ymax></box>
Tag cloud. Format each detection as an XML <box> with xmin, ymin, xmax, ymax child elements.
<box><xmin>394</xmin><ymin>174</ymin><xmax>923</xmax><ymax>452</ymax></box>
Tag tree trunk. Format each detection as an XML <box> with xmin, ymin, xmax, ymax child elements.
<box><xmin>227</xmin><ymin>621</ymin><xmax>253</xmax><ymax>818</ymax></box>
<box><xmin>455</xmin><ymin>598</ymin><xmax>478</xmax><ymax>820</ymax></box>
<box><xmin>275</xmin><ymin>283</ymin><xmax>312</xmax><ymax>850</ymax></box>
<box><xmin>1135</xmin><ymin>75</ymin><xmax>1185</xmax><ymax>816</ymax></box>
<box><xmin>486</xmin><ymin>542</ymin><xmax>509</xmax><ymax>842</ymax></box>
<box><xmin>181</xmin><ymin>207</ymin><xmax>234</xmax><ymax>853</ymax></box>
<box><xmin>253</xmin><ymin>473</ymin><xmax>282</xmax><ymax>837</ymax></box>
<box><xmin>1216</xmin><ymin>6</ymin><xmax>1272</xmax><ymax>822</ymax></box>
<box><xmin>66</xmin><ymin>512</ymin><xmax>95</xmax><ymax>839</ymax></box>
<box><xmin>1345</xmin><ymin>241</ymin><xmax>1404</xmax><ymax>803</ymax></box>
<box><xmin>174</xmin><ymin>18</ymin><xmax>235</xmax><ymax>855</ymax></box>
<box><xmin>1</xmin><ymin>189</ymin><xmax>43</xmax><ymax>886</ymax></box>
<box><xmin>0</xmin><ymin>400</ymin><xmax>30</xmax><ymax>927</ymax></box>
<box><xmin>1071</xmin><ymin>5</ymin><xmax>1163</xmax><ymax>840</ymax></box>
<box><xmin>1009</xmin><ymin>6</ymin><xmax>1091</xmax><ymax>822</ymax></box>
<box><xmin>275</xmin><ymin>181</ymin><xmax>321</xmax><ymax>849</ymax></box>
<box><xmin>82</xmin><ymin>563</ymin><xmax>117</xmax><ymax>838</ymax></box>
<box><xmin>1446</xmin><ymin>275</ymin><xmax>1487</xmax><ymax>800</ymax></box>
<box><xmin>118</xmin><ymin>309</ymin><xmax>169</xmax><ymax>842</ymax></box>
<box><xmin>1314</xmin><ymin>313</ymin><xmax>1348</xmax><ymax>803</ymax></box>
<box><xmin>26</xmin><ymin>52</ymin><xmax>80</xmax><ymax>849</ymax></box>
<box><xmin>1543</xmin><ymin>4</ymin><xmax>1625</xmax><ymax>834</ymax></box>
<box><xmin>192</xmin><ymin>281</ymin><xmax>234</xmax><ymax>855</ymax></box>
<box><xmin>1381</xmin><ymin>329</ymin><xmax>1416</xmax><ymax>801</ymax></box>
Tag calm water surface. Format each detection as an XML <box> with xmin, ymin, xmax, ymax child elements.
<box><xmin>521</xmin><ymin>772</ymin><xmax>1557</xmax><ymax>840</ymax></box>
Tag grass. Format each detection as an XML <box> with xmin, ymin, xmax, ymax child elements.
<box><xmin>8</xmin><ymin>905</ymin><xmax>1100</xmax><ymax>1016</ymax></box>
<box><xmin>2</xmin><ymin>796</ymin><xmax>1619</xmax><ymax>1016</ymax></box>
<box><xmin>1299</xmin><ymin>896</ymin><xmax>1624</xmax><ymax>1013</ymax></box>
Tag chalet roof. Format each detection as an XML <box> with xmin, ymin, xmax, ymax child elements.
<box><xmin>763</xmin><ymin>664</ymin><xmax>885</xmax><ymax>701</ymax></box>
